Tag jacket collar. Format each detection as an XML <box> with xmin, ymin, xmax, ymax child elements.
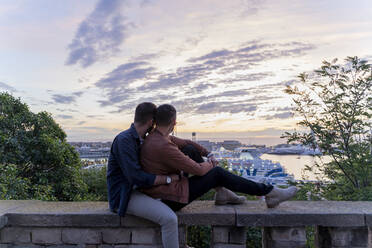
<box><xmin>129</xmin><ymin>123</ymin><xmax>140</xmax><ymax>140</ymax></box>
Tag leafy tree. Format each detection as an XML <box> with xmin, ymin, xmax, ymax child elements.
<box><xmin>81</xmin><ymin>166</ymin><xmax>108</xmax><ymax>201</ymax></box>
<box><xmin>283</xmin><ymin>56</ymin><xmax>372</xmax><ymax>200</ymax></box>
<box><xmin>0</xmin><ymin>163</ymin><xmax>56</xmax><ymax>200</ymax></box>
<box><xmin>0</xmin><ymin>92</ymin><xmax>87</xmax><ymax>201</ymax></box>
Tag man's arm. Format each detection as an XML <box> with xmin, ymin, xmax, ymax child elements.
<box><xmin>160</xmin><ymin>142</ymin><xmax>213</xmax><ymax>176</ymax></box>
<box><xmin>170</xmin><ymin>136</ymin><xmax>209</xmax><ymax>157</ymax></box>
<box><xmin>113</xmin><ymin>137</ymin><xmax>177</xmax><ymax>187</ymax></box>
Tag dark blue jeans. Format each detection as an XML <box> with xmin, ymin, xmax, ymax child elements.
<box><xmin>162</xmin><ymin>144</ymin><xmax>273</xmax><ymax>211</ymax></box>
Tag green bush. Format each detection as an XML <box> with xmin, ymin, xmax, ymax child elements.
<box><xmin>81</xmin><ymin>166</ymin><xmax>108</xmax><ymax>201</ymax></box>
<box><xmin>0</xmin><ymin>92</ymin><xmax>87</xmax><ymax>201</ymax></box>
<box><xmin>187</xmin><ymin>225</ymin><xmax>211</xmax><ymax>248</ymax></box>
<box><xmin>0</xmin><ymin>163</ymin><xmax>56</xmax><ymax>200</ymax></box>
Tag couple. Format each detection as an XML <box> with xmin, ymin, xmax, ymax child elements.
<box><xmin>107</xmin><ymin>102</ymin><xmax>297</xmax><ymax>248</ymax></box>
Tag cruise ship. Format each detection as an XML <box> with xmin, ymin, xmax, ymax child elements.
<box><xmin>268</xmin><ymin>144</ymin><xmax>321</xmax><ymax>155</ymax></box>
<box><xmin>212</xmin><ymin>147</ymin><xmax>294</xmax><ymax>186</ymax></box>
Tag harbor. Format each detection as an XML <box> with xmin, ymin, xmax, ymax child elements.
<box><xmin>72</xmin><ymin>141</ymin><xmax>324</xmax><ymax>185</ymax></box>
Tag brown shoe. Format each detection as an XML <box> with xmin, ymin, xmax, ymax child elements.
<box><xmin>265</xmin><ymin>186</ymin><xmax>298</xmax><ymax>208</ymax></box>
<box><xmin>214</xmin><ymin>187</ymin><xmax>246</xmax><ymax>205</ymax></box>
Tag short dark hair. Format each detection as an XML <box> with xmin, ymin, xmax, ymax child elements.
<box><xmin>155</xmin><ymin>104</ymin><xmax>176</xmax><ymax>126</ymax></box>
<box><xmin>134</xmin><ymin>102</ymin><xmax>157</xmax><ymax>125</ymax></box>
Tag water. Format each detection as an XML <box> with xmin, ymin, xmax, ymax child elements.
<box><xmin>261</xmin><ymin>154</ymin><xmax>331</xmax><ymax>180</ymax></box>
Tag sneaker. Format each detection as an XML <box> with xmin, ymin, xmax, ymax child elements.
<box><xmin>265</xmin><ymin>186</ymin><xmax>298</xmax><ymax>208</ymax></box>
<box><xmin>214</xmin><ymin>187</ymin><xmax>246</xmax><ymax>205</ymax></box>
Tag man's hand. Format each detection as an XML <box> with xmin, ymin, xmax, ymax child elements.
<box><xmin>208</xmin><ymin>155</ymin><xmax>219</xmax><ymax>167</ymax></box>
<box><xmin>169</xmin><ymin>174</ymin><xmax>181</xmax><ymax>182</ymax></box>
<box><xmin>154</xmin><ymin>174</ymin><xmax>180</xmax><ymax>185</ymax></box>
<box><xmin>200</xmin><ymin>161</ymin><xmax>214</xmax><ymax>172</ymax></box>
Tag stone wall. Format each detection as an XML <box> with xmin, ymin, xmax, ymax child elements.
<box><xmin>1</xmin><ymin>200</ymin><xmax>372</xmax><ymax>247</ymax></box>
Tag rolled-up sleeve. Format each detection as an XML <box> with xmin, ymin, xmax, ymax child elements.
<box><xmin>113</xmin><ymin>136</ymin><xmax>156</xmax><ymax>188</ymax></box>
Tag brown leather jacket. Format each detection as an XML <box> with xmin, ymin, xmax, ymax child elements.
<box><xmin>140</xmin><ymin>129</ymin><xmax>209</xmax><ymax>203</ymax></box>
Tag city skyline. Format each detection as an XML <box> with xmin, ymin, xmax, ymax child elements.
<box><xmin>1</xmin><ymin>0</ymin><xmax>371</xmax><ymax>144</ymax></box>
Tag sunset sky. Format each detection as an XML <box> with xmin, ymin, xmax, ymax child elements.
<box><xmin>0</xmin><ymin>0</ymin><xmax>371</xmax><ymax>145</ymax></box>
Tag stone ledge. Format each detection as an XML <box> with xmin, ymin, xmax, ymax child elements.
<box><xmin>5</xmin><ymin>213</ymin><xmax>119</xmax><ymax>228</ymax></box>
<box><xmin>1</xmin><ymin>200</ymin><xmax>372</xmax><ymax>248</ymax></box>
<box><xmin>1</xmin><ymin>200</ymin><xmax>372</xmax><ymax>228</ymax></box>
<box><xmin>177</xmin><ymin>201</ymin><xmax>235</xmax><ymax>226</ymax></box>
<box><xmin>0</xmin><ymin>216</ymin><xmax>6</xmax><ymax>229</ymax></box>
<box><xmin>236</xmin><ymin>200</ymin><xmax>372</xmax><ymax>227</ymax></box>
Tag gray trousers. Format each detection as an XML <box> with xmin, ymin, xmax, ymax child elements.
<box><xmin>126</xmin><ymin>190</ymin><xmax>179</xmax><ymax>248</ymax></box>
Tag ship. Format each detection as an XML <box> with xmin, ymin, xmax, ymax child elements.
<box><xmin>212</xmin><ymin>147</ymin><xmax>295</xmax><ymax>186</ymax></box>
<box><xmin>268</xmin><ymin>144</ymin><xmax>321</xmax><ymax>155</ymax></box>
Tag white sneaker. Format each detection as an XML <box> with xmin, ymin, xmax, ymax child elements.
<box><xmin>265</xmin><ymin>186</ymin><xmax>298</xmax><ymax>208</ymax></box>
<box><xmin>214</xmin><ymin>187</ymin><xmax>246</xmax><ymax>205</ymax></box>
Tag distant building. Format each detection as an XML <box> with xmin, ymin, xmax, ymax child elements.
<box><xmin>69</xmin><ymin>142</ymin><xmax>112</xmax><ymax>159</ymax></box>
<box><xmin>197</xmin><ymin>140</ymin><xmax>215</xmax><ymax>152</ymax></box>
<box><xmin>217</xmin><ymin>140</ymin><xmax>242</xmax><ymax>151</ymax></box>
<box><xmin>192</xmin><ymin>132</ymin><xmax>196</xmax><ymax>142</ymax></box>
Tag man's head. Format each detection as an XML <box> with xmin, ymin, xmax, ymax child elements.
<box><xmin>155</xmin><ymin>104</ymin><xmax>177</xmax><ymax>133</ymax></box>
<box><xmin>134</xmin><ymin>102</ymin><xmax>157</xmax><ymax>133</ymax></box>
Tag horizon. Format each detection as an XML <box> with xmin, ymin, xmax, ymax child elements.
<box><xmin>1</xmin><ymin>0</ymin><xmax>371</xmax><ymax>142</ymax></box>
<box><xmin>66</xmin><ymin>130</ymin><xmax>289</xmax><ymax>146</ymax></box>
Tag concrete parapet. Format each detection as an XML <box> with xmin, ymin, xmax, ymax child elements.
<box><xmin>235</xmin><ymin>201</ymin><xmax>368</xmax><ymax>227</ymax></box>
<box><xmin>211</xmin><ymin>226</ymin><xmax>246</xmax><ymax>248</ymax></box>
<box><xmin>1</xmin><ymin>200</ymin><xmax>372</xmax><ymax>247</ymax></box>
<box><xmin>262</xmin><ymin>226</ymin><xmax>307</xmax><ymax>248</ymax></box>
<box><xmin>315</xmin><ymin>226</ymin><xmax>368</xmax><ymax>248</ymax></box>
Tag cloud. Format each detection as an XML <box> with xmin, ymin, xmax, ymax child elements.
<box><xmin>140</xmin><ymin>0</ymin><xmax>154</xmax><ymax>6</ymax></box>
<box><xmin>73</xmin><ymin>91</ymin><xmax>84</xmax><ymax>97</ymax></box>
<box><xmin>52</xmin><ymin>95</ymin><xmax>75</xmax><ymax>104</ymax></box>
<box><xmin>86</xmin><ymin>114</ymin><xmax>104</xmax><ymax>118</ymax></box>
<box><xmin>77</xmin><ymin>121</ymin><xmax>86</xmax><ymax>125</ymax></box>
<box><xmin>86</xmin><ymin>114</ymin><xmax>106</xmax><ymax>120</ymax></box>
<box><xmin>197</xmin><ymin>101</ymin><xmax>257</xmax><ymax>114</ymax></box>
<box><xmin>65</xmin><ymin>0</ymin><xmax>127</xmax><ymax>67</ymax></box>
<box><xmin>96</xmin><ymin>62</ymin><xmax>154</xmax><ymax>91</ymax></box>
<box><xmin>191</xmin><ymin>41</ymin><xmax>315</xmax><ymax>66</ymax></box>
<box><xmin>56</xmin><ymin>108</ymin><xmax>79</xmax><ymax>113</ymax></box>
<box><xmin>56</xmin><ymin>114</ymin><xmax>73</xmax><ymax>119</ymax></box>
<box><xmin>263</xmin><ymin>111</ymin><xmax>293</xmax><ymax>120</ymax></box>
<box><xmin>131</xmin><ymin>52</ymin><xmax>164</xmax><ymax>61</ymax></box>
<box><xmin>0</xmin><ymin>81</ymin><xmax>17</xmax><ymax>92</ymax></box>
<box><xmin>76</xmin><ymin>126</ymin><xmax>121</xmax><ymax>132</ymax></box>
<box><xmin>137</xmin><ymin>63</ymin><xmax>215</xmax><ymax>92</ymax></box>
<box><xmin>269</xmin><ymin>106</ymin><xmax>293</xmax><ymax>112</ymax></box>
<box><xmin>95</xmin><ymin>40</ymin><xmax>315</xmax><ymax>115</ymax></box>
<box><xmin>189</xmin><ymin>49</ymin><xmax>232</xmax><ymax>62</ymax></box>
<box><xmin>96</xmin><ymin>61</ymin><xmax>156</xmax><ymax>106</ymax></box>
<box><xmin>239</xmin><ymin>0</ymin><xmax>266</xmax><ymax>17</ymax></box>
<box><xmin>52</xmin><ymin>91</ymin><xmax>84</xmax><ymax>104</ymax></box>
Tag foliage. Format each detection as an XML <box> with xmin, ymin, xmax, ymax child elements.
<box><xmin>306</xmin><ymin>226</ymin><xmax>315</xmax><ymax>248</ymax></box>
<box><xmin>81</xmin><ymin>166</ymin><xmax>108</xmax><ymax>201</ymax></box>
<box><xmin>187</xmin><ymin>226</ymin><xmax>211</xmax><ymax>248</ymax></box>
<box><xmin>246</xmin><ymin>227</ymin><xmax>262</xmax><ymax>247</ymax></box>
<box><xmin>0</xmin><ymin>163</ymin><xmax>56</xmax><ymax>200</ymax></box>
<box><xmin>282</xmin><ymin>56</ymin><xmax>372</xmax><ymax>200</ymax></box>
<box><xmin>0</xmin><ymin>92</ymin><xmax>87</xmax><ymax>201</ymax></box>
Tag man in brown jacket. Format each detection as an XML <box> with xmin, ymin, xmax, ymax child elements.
<box><xmin>140</xmin><ymin>104</ymin><xmax>298</xmax><ymax>210</ymax></box>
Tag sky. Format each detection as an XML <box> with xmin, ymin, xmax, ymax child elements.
<box><xmin>0</xmin><ymin>0</ymin><xmax>371</xmax><ymax>145</ymax></box>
